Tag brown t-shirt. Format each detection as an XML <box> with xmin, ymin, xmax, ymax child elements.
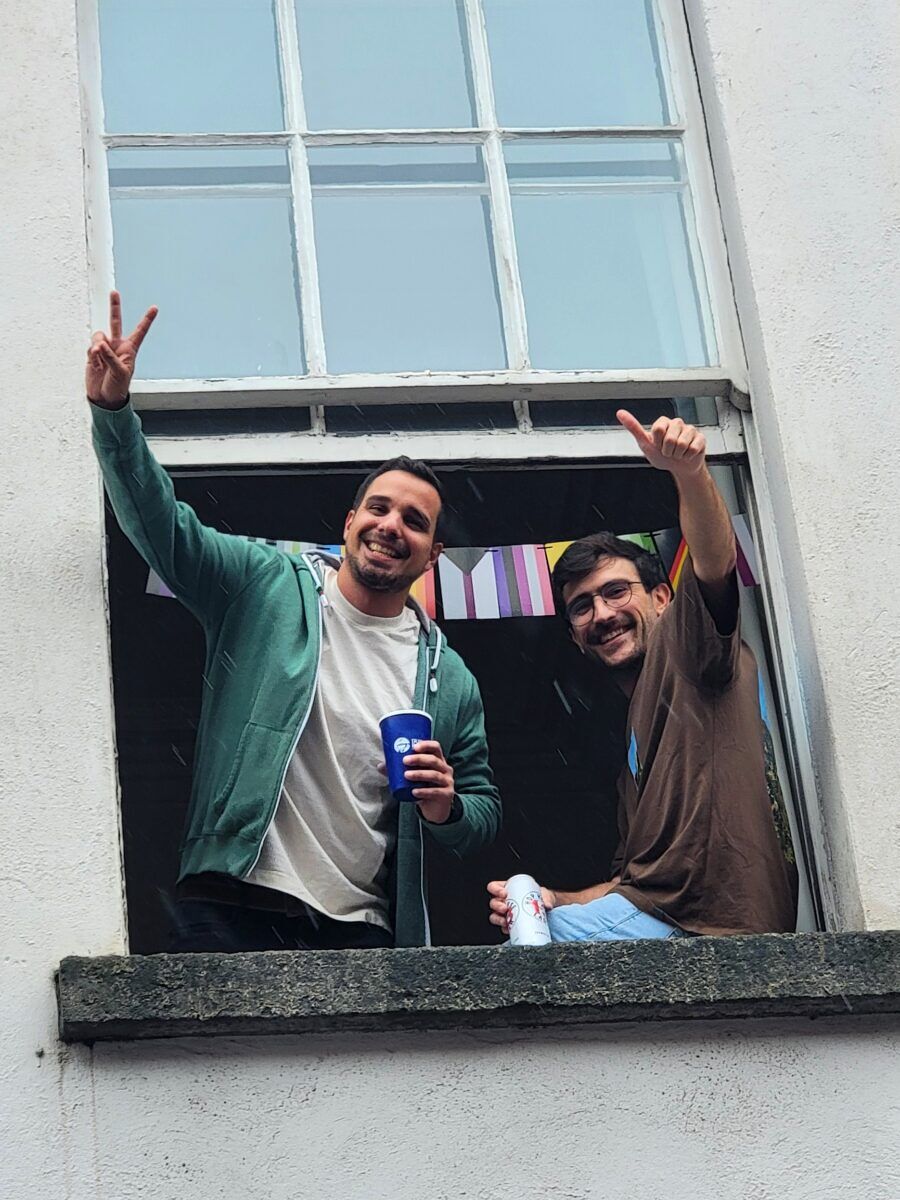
<box><xmin>611</xmin><ymin>559</ymin><xmax>798</xmax><ymax>935</ymax></box>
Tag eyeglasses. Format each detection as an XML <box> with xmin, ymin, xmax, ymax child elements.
<box><xmin>565</xmin><ymin>580</ymin><xmax>644</xmax><ymax>626</ymax></box>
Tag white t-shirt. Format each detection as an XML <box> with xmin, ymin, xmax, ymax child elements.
<box><xmin>246</xmin><ymin>566</ymin><xmax>420</xmax><ymax>930</ymax></box>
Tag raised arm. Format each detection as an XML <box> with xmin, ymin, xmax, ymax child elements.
<box><xmin>86</xmin><ymin>292</ymin><xmax>265</xmax><ymax>623</ymax></box>
<box><xmin>617</xmin><ymin>409</ymin><xmax>737</xmax><ymax>621</ymax></box>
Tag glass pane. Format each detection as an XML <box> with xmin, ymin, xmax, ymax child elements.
<box><xmin>296</xmin><ymin>0</ymin><xmax>476</xmax><ymax>129</ymax></box>
<box><xmin>483</xmin><ymin>0</ymin><xmax>670</xmax><ymax>126</ymax></box>
<box><xmin>506</xmin><ymin>138</ymin><xmax>681</xmax><ymax>185</ymax></box>
<box><xmin>99</xmin><ymin>0</ymin><xmax>284</xmax><ymax>133</ymax></box>
<box><xmin>324</xmin><ymin>403</ymin><xmax>516</xmax><ymax>434</ymax></box>
<box><xmin>506</xmin><ymin>140</ymin><xmax>713</xmax><ymax>369</ymax></box>
<box><xmin>310</xmin><ymin>146</ymin><xmax>506</xmax><ymax>374</ymax></box>
<box><xmin>529</xmin><ymin>397</ymin><xmax>717</xmax><ymax>429</ymax></box>
<box><xmin>140</xmin><ymin>408</ymin><xmax>313</xmax><ymax>437</ymax></box>
<box><xmin>109</xmin><ymin>148</ymin><xmax>305</xmax><ymax>379</ymax></box>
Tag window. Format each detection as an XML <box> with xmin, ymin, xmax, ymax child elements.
<box><xmin>81</xmin><ymin>1</ymin><xmax>826</xmax><ymax>949</ymax></box>
<box><xmin>108</xmin><ymin>457</ymin><xmax>820</xmax><ymax>952</ymax></box>
<box><xmin>84</xmin><ymin>0</ymin><xmax>744</xmax><ymax>430</ymax></box>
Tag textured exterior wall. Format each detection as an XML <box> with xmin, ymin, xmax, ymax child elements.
<box><xmin>687</xmin><ymin>0</ymin><xmax>900</xmax><ymax>929</ymax></box>
<box><xmin>83</xmin><ymin>1022</ymin><xmax>897</xmax><ymax>1200</ymax></box>
<box><xmin>1</xmin><ymin>1</ymin><xmax>898</xmax><ymax>1198</ymax></box>
<box><xmin>0</xmin><ymin>2</ymin><xmax>127</xmax><ymax>1198</ymax></box>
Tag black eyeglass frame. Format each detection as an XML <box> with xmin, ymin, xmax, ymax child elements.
<box><xmin>564</xmin><ymin>578</ymin><xmax>649</xmax><ymax>627</ymax></box>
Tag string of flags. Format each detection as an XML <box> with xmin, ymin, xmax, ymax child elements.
<box><xmin>146</xmin><ymin>515</ymin><xmax>761</xmax><ymax>621</ymax></box>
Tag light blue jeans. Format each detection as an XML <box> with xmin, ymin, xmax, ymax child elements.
<box><xmin>548</xmin><ymin>892</ymin><xmax>685</xmax><ymax>942</ymax></box>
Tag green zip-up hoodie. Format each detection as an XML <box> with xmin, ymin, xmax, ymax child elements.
<box><xmin>91</xmin><ymin>403</ymin><xmax>501</xmax><ymax>946</ymax></box>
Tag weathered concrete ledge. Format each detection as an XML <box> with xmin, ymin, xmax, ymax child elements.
<box><xmin>57</xmin><ymin>931</ymin><xmax>900</xmax><ymax>1043</ymax></box>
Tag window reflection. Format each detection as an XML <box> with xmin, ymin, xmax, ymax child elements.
<box><xmin>296</xmin><ymin>0</ymin><xmax>477</xmax><ymax>129</ymax></box>
<box><xmin>483</xmin><ymin>0</ymin><xmax>671</xmax><ymax>127</ymax></box>
<box><xmin>99</xmin><ymin>0</ymin><xmax>284</xmax><ymax>133</ymax></box>
<box><xmin>109</xmin><ymin>148</ymin><xmax>305</xmax><ymax>379</ymax></box>
<box><xmin>506</xmin><ymin>140</ymin><xmax>713</xmax><ymax>369</ymax></box>
<box><xmin>310</xmin><ymin>146</ymin><xmax>506</xmax><ymax>373</ymax></box>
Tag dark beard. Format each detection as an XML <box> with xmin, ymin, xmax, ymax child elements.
<box><xmin>346</xmin><ymin>548</ymin><xmax>417</xmax><ymax>594</ymax></box>
<box><xmin>586</xmin><ymin>622</ymin><xmax>646</xmax><ymax>675</ymax></box>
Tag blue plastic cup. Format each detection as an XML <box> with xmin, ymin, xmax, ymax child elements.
<box><xmin>379</xmin><ymin>709</ymin><xmax>433</xmax><ymax>802</ymax></box>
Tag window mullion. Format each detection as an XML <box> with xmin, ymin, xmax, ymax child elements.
<box><xmin>275</xmin><ymin>0</ymin><xmax>327</xmax><ymax>376</ymax></box>
<box><xmin>464</xmin><ymin>0</ymin><xmax>530</xmax><ymax>371</ymax></box>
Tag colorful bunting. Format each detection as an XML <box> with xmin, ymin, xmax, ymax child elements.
<box><xmin>145</xmin><ymin>517</ymin><xmax>759</xmax><ymax>619</ymax></box>
<box><xmin>409</xmin><ymin>568</ymin><xmax>436</xmax><ymax>618</ymax></box>
<box><xmin>732</xmin><ymin>514</ymin><xmax>761</xmax><ymax>587</ymax></box>
<box><xmin>437</xmin><ymin>545</ymin><xmax>555</xmax><ymax>621</ymax></box>
<box><xmin>439</xmin><ymin>550</ymin><xmax>498</xmax><ymax>620</ymax></box>
<box><xmin>620</xmin><ymin>533</ymin><xmax>657</xmax><ymax>554</ymax></box>
<box><xmin>668</xmin><ymin>537</ymin><xmax>690</xmax><ymax>591</ymax></box>
<box><xmin>544</xmin><ymin>540</ymin><xmax>574</xmax><ymax>574</ymax></box>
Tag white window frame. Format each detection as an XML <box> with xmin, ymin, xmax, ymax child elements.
<box><xmin>76</xmin><ymin>1</ymin><xmax>832</xmax><ymax>932</ymax></box>
<box><xmin>78</xmin><ymin>0</ymin><xmax>749</xmax><ymax>464</ymax></box>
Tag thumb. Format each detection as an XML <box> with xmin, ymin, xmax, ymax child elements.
<box><xmin>616</xmin><ymin>409</ymin><xmax>654</xmax><ymax>448</ymax></box>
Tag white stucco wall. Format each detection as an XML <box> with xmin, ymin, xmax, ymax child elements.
<box><xmin>686</xmin><ymin>0</ymin><xmax>900</xmax><ymax>929</ymax></box>
<box><xmin>0</xmin><ymin>3</ymin><xmax>126</xmax><ymax>1198</ymax></box>
<box><xmin>1</xmin><ymin>2</ymin><xmax>898</xmax><ymax>1198</ymax></box>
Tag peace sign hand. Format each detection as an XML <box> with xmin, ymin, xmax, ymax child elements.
<box><xmin>616</xmin><ymin>409</ymin><xmax>707</xmax><ymax>479</ymax></box>
<box><xmin>86</xmin><ymin>290</ymin><xmax>158</xmax><ymax>410</ymax></box>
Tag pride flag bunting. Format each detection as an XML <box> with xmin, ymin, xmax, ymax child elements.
<box><xmin>145</xmin><ymin>517</ymin><xmax>759</xmax><ymax>619</ymax></box>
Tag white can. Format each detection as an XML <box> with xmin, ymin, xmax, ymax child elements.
<box><xmin>506</xmin><ymin>873</ymin><xmax>551</xmax><ymax>946</ymax></box>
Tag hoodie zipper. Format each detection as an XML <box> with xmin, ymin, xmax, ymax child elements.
<box><xmin>244</xmin><ymin>558</ymin><xmax>325</xmax><ymax>877</ymax></box>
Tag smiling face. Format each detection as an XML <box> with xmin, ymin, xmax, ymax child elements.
<box><xmin>562</xmin><ymin>555</ymin><xmax>671</xmax><ymax>677</ymax></box>
<box><xmin>342</xmin><ymin>470</ymin><xmax>443</xmax><ymax>596</ymax></box>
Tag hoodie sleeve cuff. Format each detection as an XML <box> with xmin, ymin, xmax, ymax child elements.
<box><xmin>90</xmin><ymin>398</ymin><xmax>142</xmax><ymax>447</ymax></box>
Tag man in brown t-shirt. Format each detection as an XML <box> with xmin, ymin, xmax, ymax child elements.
<box><xmin>488</xmin><ymin>410</ymin><xmax>798</xmax><ymax>940</ymax></box>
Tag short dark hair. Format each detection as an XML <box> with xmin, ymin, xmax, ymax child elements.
<box><xmin>551</xmin><ymin>531</ymin><xmax>670</xmax><ymax>616</ymax></box>
<box><xmin>352</xmin><ymin>456</ymin><xmax>444</xmax><ymax>531</ymax></box>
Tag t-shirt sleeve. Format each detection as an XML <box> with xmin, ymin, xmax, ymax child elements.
<box><xmin>659</xmin><ymin>557</ymin><xmax>741</xmax><ymax>691</ymax></box>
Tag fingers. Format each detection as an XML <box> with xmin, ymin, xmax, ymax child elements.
<box><xmin>651</xmin><ymin>417</ymin><xmax>704</xmax><ymax>461</ymax></box>
<box><xmin>403</xmin><ymin>755</ymin><xmax>448</xmax><ymax>774</ymax></box>
<box><xmin>411</xmin><ymin>787</ymin><xmax>453</xmax><ymax>802</ymax></box>
<box><xmin>405</xmin><ymin>770</ymin><xmax>450</xmax><ymax>786</ymax></box>
<box><xmin>87</xmin><ymin>335</ymin><xmax>123</xmax><ymax>376</ymax></box>
<box><xmin>87</xmin><ymin>331</ymin><xmax>106</xmax><ymax>368</ymax></box>
<box><xmin>403</xmin><ymin>746</ymin><xmax>452</xmax><ymax>792</ymax></box>
<box><xmin>488</xmin><ymin>894</ymin><xmax>510</xmax><ymax>933</ymax></box>
<box><xmin>128</xmin><ymin>305</ymin><xmax>159</xmax><ymax>351</ymax></box>
<box><xmin>487</xmin><ymin>882</ymin><xmax>510</xmax><ymax>933</ymax></box>
<box><xmin>97</xmin><ymin>340</ymin><xmax>130</xmax><ymax>383</ymax></box>
<box><xmin>403</xmin><ymin>751</ymin><xmax>445</xmax><ymax>768</ymax></box>
<box><xmin>616</xmin><ymin>409</ymin><xmax>654</xmax><ymax>448</ymax></box>
<box><xmin>408</xmin><ymin>739</ymin><xmax>443</xmax><ymax>759</ymax></box>
<box><xmin>109</xmin><ymin>290</ymin><xmax>122</xmax><ymax>341</ymax></box>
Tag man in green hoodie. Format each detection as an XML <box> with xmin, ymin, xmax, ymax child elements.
<box><xmin>87</xmin><ymin>292</ymin><xmax>500</xmax><ymax>952</ymax></box>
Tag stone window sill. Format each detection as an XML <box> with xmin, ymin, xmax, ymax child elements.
<box><xmin>57</xmin><ymin>931</ymin><xmax>900</xmax><ymax>1043</ymax></box>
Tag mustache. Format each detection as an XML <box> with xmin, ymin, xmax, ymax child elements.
<box><xmin>586</xmin><ymin>617</ymin><xmax>634</xmax><ymax>646</ymax></box>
